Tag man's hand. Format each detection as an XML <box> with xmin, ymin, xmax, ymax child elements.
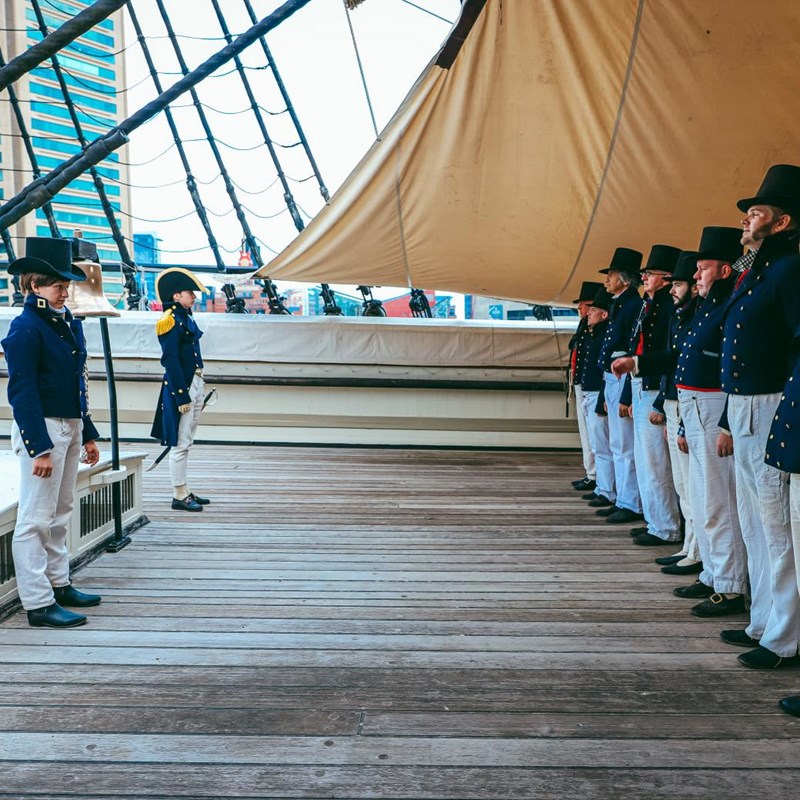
<box><xmin>603</xmin><ymin>402</ymin><xmax>608</xmax><ymax>414</ymax></box>
<box><xmin>611</xmin><ymin>357</ymin><xmax>635</xmax><ymax>378</ymax></box>
<box><xmin>677</xmin><ymin>435</ymin><xmax>689</xmax><ymax>454</ymax></box>
<box><xmin>649</xmin><ymin>411</ymin><xmax>666</xmax><ymax>426</ymax></box>
<box><xmin>81</xmin><ymin>441</ymin><xmax>100</xmax><ymax>466</ymax></box>
<box><xmin>32</xmin><ymin>454</ymin><xmax>53</xmax><ymax>478</ymax></box>
<box><xmin>619</xmin><ymin>403</ymin><xmax>631</xmax><ymax>418</ymax></box>
<box><xmin>178</xmin><ymin>403</ymin><xmax>192</xmax><ymax>414</ymax></box>
<box><xmin>717</xmin><ymin>432</ymin><xmax>734</xmax><ymax>458</ymax></box>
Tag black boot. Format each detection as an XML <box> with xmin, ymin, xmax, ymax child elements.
<box><xmin>27</xmin><ymin>602</ymin><xmax>87</xmax><ymax>628</ymax></box>
<box><xmin>53</xmin><ymin>584</ymin><xmax>102</xmax><ymax>608</ymax></box>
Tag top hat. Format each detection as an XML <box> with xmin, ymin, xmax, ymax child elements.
<box><xmin>7</xmin><ymin>237</ymin><xmax>87</xmax><ymax>281</ymax></box>
<box><xmin>590</xmin><ymin>287</ymin><xmax>614</xmax><ymax>311</ymax></box>
<box><xmin>155</xmin><ymin>267</ymin><xmax>207</xmax><ymax>305</ymax></box>
<box><xmin>642</xmin><ymin>244</ymin><xmax>681</xmax><ymax>273</ymax></box>
<box><xmin>736</xmin><ymin>164</ymin><xmax>800</xmax><ymax>214</ymax></box>
<box><xmin>598</xmin><ymin>247</ymin><xmax>643</xmax><ymax>275</ymax></box>
<box><xmin>695</xmin><ymin>226</ymin><xmax>743</xmax><ymax>264</ymax></box>
<box><xmin>667</xmin><ymin>251</ymin><xmax>698</xmax><ymax>283</ymax></box>
<box><xmin>572</xmin><ymin>280</ymin><xmax>603</xmax><ymax>304</ymax></box>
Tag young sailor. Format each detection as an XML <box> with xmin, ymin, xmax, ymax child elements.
<box><xmin>2</xmin><ymin>237</ymin><xmax>102</xmax><ymax>628</ymax></box>
<box><xmin>151</xmin><ymin>268</ymin><xmax>210</xmax><ymax>512</ymax></box>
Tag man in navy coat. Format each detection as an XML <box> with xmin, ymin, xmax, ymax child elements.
<box><xmin>151</xmin><ymin>268</ymin><xmax>210</xmax><ymax>512</ymax></box>
<box><xmin>2</xmin><ymin>237</ymin><xmax>103</xmax><ymax>628</ymax></box>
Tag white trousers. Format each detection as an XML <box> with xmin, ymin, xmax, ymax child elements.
<box><xmin>573</xmin><ymin>384</ymin><xmax>596</xmax><ymax>480</ymax></box>
<box><xmin>790</xmin><ymin>478</ymin><xmax>800</xmax><ymax>594</ymax></box>
<box><xmin>632</xmin><ymin>379</ymin><xmax>681</xmax><ymax>540</ymax></box>
<box><xmin>169</xmin><ymin>374</ymin><xmax>204</xmax><ymax>489</ymax></box>
<box><xmin>581</xmin><ymin>390</ymin><xmax>615</xmax><ymax>503</ymax></box>
<box><xmin>679</xmin><ymin>390</ymin><xmax>747</xmax><ymax>594</ymax></box>
<box><xmin>11</xmin><ymin>418</ymin><xmax>81</xmax><ymax>611</ymax></box>
<box><xmin>728</xmin><ymin>392</ymin><xmax>799</xmax><ymax>655</ymax></box>
<box><xmin>603</xmin><ymin>372</ymin><xmax>641</xmax><ymax>514</ymax></box>
<box><xmin>663</xmin><ymin>399</ymin><xmax>699</xmax><ymax>562</ymax></box>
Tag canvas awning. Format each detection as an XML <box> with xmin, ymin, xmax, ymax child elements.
<box><xmin>257</xmin><ymin>0</ymin><xmax>800</xmax><ymax>305</ymax></box>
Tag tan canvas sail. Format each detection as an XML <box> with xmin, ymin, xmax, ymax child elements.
<box><xmin>257</xmin><ymin>0</ymin><xmax>800</xmax><ymax>305</ymax></box>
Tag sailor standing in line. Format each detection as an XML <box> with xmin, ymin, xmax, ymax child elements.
<box><xmin>568</xmin><ymin>281</ymin><xmax>603</xmax><ymax>494</ymax></box>
<box><xmin>1</xmin><ymin>237</ymin><xmax>103</xmax><ymax>628</ymax></box>
<box><xmin>719</xmin><ymin>165</ymin><xmax>800</xmax><ymax>670</ymax></box>
<box><xmin>594</xmin><ymin>247</ymin><xmax>645</xmax><ymax>525</ymax></box>
<box><xmin>627</xmin><ymin>245</ymin><xmax>682</xmax><ymax>547</ymax></box>
<box><xmin>151</xmin><ymin>268</ymin><xmax>211</xmax><ymax>513</ymax></box>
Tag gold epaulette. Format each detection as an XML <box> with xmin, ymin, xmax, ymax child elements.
<box><xmin>156</xmin><ymin>308</ymin><xmax>175</xmax><ymax>336</ymax></box>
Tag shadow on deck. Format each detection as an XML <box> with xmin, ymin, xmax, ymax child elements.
<box><xmin>1</xmin><ymin>443</ymin><xmax>799</xmax><ymax>798</ymax></box>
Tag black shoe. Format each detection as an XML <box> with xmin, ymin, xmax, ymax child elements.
<box><xmin>779</xmin><ymin>696</ymin><xmax>800</xmax><ymax>717</ymax></box>
<box><xmin>691</xmin><ymin>593</ymin><xmax>746</xmax><ymax>617</ymax></box>
<box><xmin>172</xmin><ymin>496</ymin><xmax>203</xmax><ymax>512</ymax></box>
<box><xmin>606</xmin><ymin>508</ymin><xmax>645</xmax><ymax>525</ymax></box>
<box><xmin>588</xmin><ymin>496</ymin><xmax>613</xmax><ymax>508</ymax></box>
<box><xmin>629</xmin><ymin>526</ymin><xmax>649</xmax><ymax>537</ymax></box>
<box><xmin>655</xmin><ymin>554</ymin><xmax>685</xmax><ymax>566</ymax></box>
<box><xmin>661</xmin><ymin>561</ymin><xmax>703</xmax><ymax>575</ymax></box>
<box><xmin>572</xmin><ymin>477</ymin><xmax>596</xmax><ymax>491</ymax></box>
<box><xmin>632</xmin><ymin>532</ymin><xmax>673</xmax><ymax>546</ymax></box>
<box><xmin>673</xmin><ymin>580</ymin><xmax>714</xmax><ymax>599</ymax></box>
<box><xmin>53</xmin><ymin>584</ymin><xmax>101</xmax><ymax>608</ymax></box>
<box><xmin>27</xmin><ymin>602</ymin><xmax>87</xmax><ymax>628</ymax></box>
<box><xmin>738</xmin><ymin>646</ymin><xmax>800</xmax><ymax>670</ymax></box>
<box><xmin>595</xmin><ymin>505</ymin><xmax>621</xmax><ymax>517</ymax></box>
<box><xmin>190</xmin><ymin>493</ymin><xmax>211</xmax><ymax>505</ymax></box>
<box><xmin>582</xmin><ymin>492</ymin><xmax>600</xmax><ymax>501</ymax></box>
<box><xmin>720</xmin><ymin>629</ymin><xmax>759</xmax><ymax>648</ymax></box>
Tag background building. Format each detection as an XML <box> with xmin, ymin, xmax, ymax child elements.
<box><xmin>0</xmin><ymin>0</ymin><xmax>131</xmax><ymax>304</ymax></box>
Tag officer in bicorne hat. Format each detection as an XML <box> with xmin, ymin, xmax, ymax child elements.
<box><xmin>1</xmin><ymin>237</ymin><xmax>103</xmax><ymax>628</ymax></box>
<box><xmin>627</xmin><ymin>244</ymin><xmax>682</xmax><ymax>547</ymax></box>
<box><xmin>568</xmin><ymin>280</ymin><xmax>603</xmax><ymax>493</ymax></box>
<box><xmin>718</xmin><ymin>164</ymin><xmax>800</xmax><ymax>671</ymax></box>
<box><xmin>594</xmin><ymin>247</ymin><xmax>645</xmax><ymax>525</ymax></box>
<box><xmin>151</xmin><ymin>268</ymin><xmax>210</xmax><ymax>512</ymax></box>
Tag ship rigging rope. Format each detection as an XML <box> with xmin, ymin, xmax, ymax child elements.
<box><xmin>399</xmin><ymin>0</ymin><xmax>454</xmax><ymax>24</ymax></box>
<box><xmin>343</xmin><ymin>1</ymin><xmax>379</xmax><ymax>138</ymax></box>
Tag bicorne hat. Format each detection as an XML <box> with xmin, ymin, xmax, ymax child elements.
<box><xmin>590</xmin><ymin>287</ymin><xmax>614</xmax><ymax>311</ymax></box>
<box><xmin>7</xmin><ymin>237</ymin><xmax>87</xmax><ymax>281</ymax></box>
<box><xmin>598</xmin><ymin>247</ymin><xmax>643</xmax><ymax>275</ymax></box>
<box><xmin>155</xmin><ymin>267</ymin><xmax>207</xmax><ymax>305</ymax></box>
<box><xmin>736</xmin><ymin>164</ymin><xmax>800</xmax><ymax>215</ymax></box>
<box><xmin>667</xmin><ymin>251</ymin><xmax>698</xmax><ymax>284</ymax></box>
<box><xmin>572</xmin><ymin>280</ymin><xmax>603</xmax><ymax>304</ymax></box>
<box><xmin>642</xmin><ymin>244</ymin><xmax>681</xmax><ymax>274</ymax></box>
<box><xmin>695</xmin><ymin>226</ymin><xmax>743</xmax><ymax>264</ymax></box>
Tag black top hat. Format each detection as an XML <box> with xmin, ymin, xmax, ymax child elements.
<box><xmin>598</xmin><ymin>247</ymin><xmax>643</xmax><ymax>275</ymax></box>
<box><xmin>667</xmin><ymin>251</ymin><xmax>698</xmax><ymax>283</ymax></box>
<box><xmin>590</xmin><ymin>287</ymin><xmax>614</xmax><ymax>311</ymax></box>
<box><xmin>7</xmin><ymin>237</ymin><xmax>87</xmax><ymax>281</ymax></box>
<box><xmin>572</xmin><ymin>280</ymin><xmax>603</xmax><ymax>304</ymax></box>
<box><xmin>642</xmin><ymin>244</ymin><xmax>681</xmax><ymax>273</ymax></box>
<box><xmin>695</xmin><ymin>226</ymin><xmax>743</xmax><ymax>264</ymax></box>
<box><xmin>155</xmin><ymin>267</ymin><xmax>207</xmax><ymax>305</ymax></box>
<box><xmin>736</xmin><ymin>164</ymin><xmax>800</xmax><ymax>214</ymax></box>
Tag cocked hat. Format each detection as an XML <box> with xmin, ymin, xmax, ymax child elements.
<box><xmin>155</xmin><ymin>267</ymin><xmax>207</xmax><ymax>305</ymax></box>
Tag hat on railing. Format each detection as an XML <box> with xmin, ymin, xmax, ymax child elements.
<box><xmin>7</xmin><ymin>237</ymin><xmax>87</xmax><ymax>281</ymax></box>
<box><xmin>736</xmin><ymin>164</ymin><xmax>800</xmax><ymax>215</ymax></box>
<box><xmin>155</xmin><ymin>267</ymin><xmax>207</xmax><ymax>305</ymax></box>
<box><xmin>598</xmin><ymin>247</ymin><xmax>643</xmax><ymax>275</ymax></box>
<box><xmin>572</xmin><ymin>280</ymin><xmax>603</xmax><ymax>303</ymax></box>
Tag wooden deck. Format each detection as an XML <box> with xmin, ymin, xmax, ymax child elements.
<box><xmin>1</xmin><ymin>443</ymin><xmax>799</xmax><ymax>799</ymax></box>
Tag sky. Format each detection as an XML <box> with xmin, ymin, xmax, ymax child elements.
<box><xmin>123</xmin><ymin>0</ymin><xmax>462</xmax><ymax>303</ymax></box>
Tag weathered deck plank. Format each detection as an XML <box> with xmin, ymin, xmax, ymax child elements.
<box><xmin>0</xmin><ymin>444</ymin><xmax>797</xmax><ymax>800</ymax></box>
